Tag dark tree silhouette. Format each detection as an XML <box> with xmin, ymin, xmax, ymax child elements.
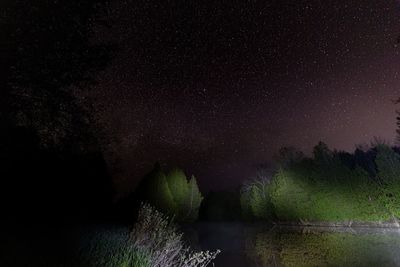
<box><xmin>395</xmin><ymin>97</ymin><xmax>400</xmax><ymax>145</ymax></box>
<box><xmin>1</xmin><ymin>0</ymin><xmax>114</xmax><ymax>221</ymax></box>
<box><xmin>2</xmin><ymin>0</ymin><xmax>111</xmax><ymax>148</ymax></box>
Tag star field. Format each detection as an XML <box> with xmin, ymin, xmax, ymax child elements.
<box><xmin>89</xmin><ymin>0</ymin><xmax>400</xmax><ymax>193</ymax></box>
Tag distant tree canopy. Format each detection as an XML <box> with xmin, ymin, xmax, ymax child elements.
<box><xmin>0</xmin><ymin>0</ymin><xmax>114</xmax><ymax>220</ymax></box>
<box><xmin>136</xmin><ymin>164</ymin><xmax>203</xmax><ymax>222</ymax></box>
<box><xmin>273</xmin><ymin>146</ymin><xmax>304</xmax><ymax>169</ymax></box>
<box><xmin>241</xmin><ymin>141</ymin><xmax>400</xmax><ymax>223</ymax></box>
<box><xmin>2</xmin><ymin>0</ymin><xmax>111</xmax><ymax>149</ymax></box>
<box><xmin>395</xmin><ymin>97</ymin><xmax>400</xmax><ymax>145</ymax></box>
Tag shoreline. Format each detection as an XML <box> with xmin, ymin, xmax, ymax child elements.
<box><xmin>272</xmin><ymin>220</ymin><xmax>400</xmax><ymax>228</ymax></box>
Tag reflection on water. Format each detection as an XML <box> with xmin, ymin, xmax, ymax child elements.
<box><xmin>182</xmin><ymin>223</ymin><xmax>400</xmax><ymax>267</ymax></box>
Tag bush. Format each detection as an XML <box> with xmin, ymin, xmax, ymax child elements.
<box><xmin>375</xmin><ymin>144</ymin><xmax>400</xmax><ymax>219</ymax></box>
<box><xmin>137</xmin><ymin>164</ymin><xmax>203</xmax><ymax>222</ymax></box>
<box><xmin>243</xmin><ymin>142</ymin><xmax>400</xmax><ymax>223</ymax></box>
<box><xmin>240</xmin><ymin>177</ymin><xmax>274</xmax><ymax>221</ymax></box>
<box><xmin>166</xmin><ymin>169</ymin><xmax>203</xmax><ymax>222</ymax></box>
<box><xmin>76</xmin><ymin>225</ymin><xmax>151</xmax><ymax>267</ymax></box>
<box><xmin>140</xmin><ymin>167</ymin><xmax>176</xmax><ymax>216</ymax></box>
<box><xmin>269</xmin><ymin>157</ymin><xmax>390</xmax><ymax>222</ymax></box>
<box><xmin>77</xmin><ymin>203</ymin><xmax>219</xmax><ymax>267</ymax></box>
<box><xmin>185</xmin><ymin>176</ymin><xmax>203</xmax><ymax>221</ymax></box>
<box><xmin>130</xmin><ymin>203</ymin><xmax>220</xmax><ymax>267</ymax></box>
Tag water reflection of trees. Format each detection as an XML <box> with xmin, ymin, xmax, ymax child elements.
<box><xmin>245</xmin><ymin>226</ymin><xmax>400</xmax><ymax>267</ymax></box>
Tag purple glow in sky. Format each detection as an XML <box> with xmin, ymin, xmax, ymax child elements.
<box><xmin>88</xmin><ymin>0</ymin><xmax>400</xmax><ymax>193</ymax></box>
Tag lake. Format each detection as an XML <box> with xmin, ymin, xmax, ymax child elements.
<box><xmin>4</xmin><ymin>222</ymin><xmax>400</xmax><ymax>266</ymax></box>
<box><xmin>182</xmin><ymin>222</ymin><xmax>400</xmax><ymax>267</ymax></box>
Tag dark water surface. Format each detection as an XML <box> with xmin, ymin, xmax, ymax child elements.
<box><xmin>3</xmin><ymin>221</ymin><xmax>400</xmax><ymax>266</ymax></box>
<box><xmin>182</xmin><ymin>222</ymin><xmax>400</xmax><ymax>267</ymax></box>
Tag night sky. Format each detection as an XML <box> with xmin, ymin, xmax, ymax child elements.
<box><xmin>87</xmin><ymin>0</ymin><xmax>400</xmax><ymax>194</ymax></box>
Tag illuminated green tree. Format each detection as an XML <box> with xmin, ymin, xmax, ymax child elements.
<box><xmin>150</xmin><ymin>170</ymin><xmax>176</xmax><ymax>215</ymax></box>
<box><xmin>138</xmin><ymin>164</ymin><xmax>176</xmax><ymax>216</ymax></box>
<box><xmin>185</xmin><ymin>175</ymin><xmax>203</xmax><ymax>222</ymax></box>
<box><xmin>249</xmin><ymin>183</ymin><xmax>271</xmax><ymax>220</ymax></box>
<box><xmin>167</xmin><ymin>168</ymin><xmax>189</xmax><ymax>218</ymax></box>
<box><xmin>240</xmin><ymin>172</ymin><xmax>274</xmax><ymax>221</ymax></box>
<box><xmin>138</xmin><ymin>165</ymin><xmax>203</xmax><ymax>222</ymax></box>
<box><xmin>166</xmin><ymin>168</ymin><xmax>203</xmax><ymax>222</ymax></box>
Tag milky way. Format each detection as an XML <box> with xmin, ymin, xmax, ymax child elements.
<box><xmin>89</xmin><ymin>0</ymin><xmax>400</xmax><ymax>194</ymax></box>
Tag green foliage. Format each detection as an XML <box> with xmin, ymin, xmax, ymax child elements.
<box><xmin>166</xmin><ymin>168</ymin><xmax>190</xmax><ymax>218</ymax></box>
<box><xmin>131</xmin><ymin>203</ymin><xmax>220</xmax><ymax>267</ymax></box>
<box><xmin>375</xmin><ymin>144</ymin><xmax>400</xmax><ymax>218</ymax></box>
<box><xmin>75</xmin><ymin>204</ymin><xmax>219</xmax><ymax>267</ymax></box>
<box><xmin>243</xmin><ymin>142</ymin><xmax>400</xmax><ymax>223</ymax></box>
<box><xmin>269</xmin><ymin>159</ymin><xmax>390</xmax><ymax>222</ymax></box>
<box><xmin>107</xmin><ymin>247</ymin><xmax>150</xmax><ymax>267</ymax></box>
<box><xmin>269</xmin><ymin>168</ymin><xmax>314</xmax><ymax>221</ymax></box>
<box><xmin>167</xmin><ymin>168</ymin><xmax>189</xmax><ymax>210</ymax></box>
<box><xmin>240</xmin><ymin>167</ymin><xmax>275</xmax><ymax>221</ymax></box>
<box><xmin>75</xmin><ymin>225</ymin><xmax>151</xmax><ymax>267</ymax></box>
<box><xmin>140</xmin><ymin>167</ymin><xmax>176</xmax><ymax>216</ymax></box>
<box><xmin>186</xmin><ymin>176</ymin><xmax>203</xmax><ymax>222</ymax></box>
<box><xmin>139</xmin><ymin>164</ymin><xmax>203</xmax><ymax>222</ymax></box>
<box><xmin>241</xmin><ymin>177</ymin><xmax>274</xmax><ymax>220</ymax></box>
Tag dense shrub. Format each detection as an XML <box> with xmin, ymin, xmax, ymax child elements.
<box><xmin>79</xmin><ymin>230</ymin><xmax>150</xmax><ymax>267</ymax></box>
<box><xmin>76</xmin><ymin>204</ymin><xmax>219</xmax><ymax>267</ymax></box>
<box><xmin>186</xmin><ymin>176</ymin><xmax>204</xmax><ymax>221</ymax></box>
<box><xmin>242</xmin><ymin>142</ymin><xmax>400</xmax><ymax>223</ymax></box>
<box><xmin>166</xmin><ymin>169</ymin><xmax>203</xmax><ymax>222</ymax></box>
<box><xmin>139</xmin><ymin>166</ymin><xmax>176</xmax><ymax>216</ymax></box>
<box><xmin>130</xmin><ymin>203</ymin><xmax>220</xmax><ymax>267</ymax></box>
<box><xmin>136</xmin><ymin>164</ymin><xmax>203</xmax><ymax>222</ymax></box>
<box><xmin>269</xmin><ymin>163</ymin><xmax>387</xmax><ymax>222</ymax></box>
<box><xmin>240</xmin><ymin>177</ymin><xmax>274</xmax><ymax>221</ymax></box>
<box><xmin>375</xmin><ymin>145</ymin><xmax>400</xmax><ymax>219</ymax></box>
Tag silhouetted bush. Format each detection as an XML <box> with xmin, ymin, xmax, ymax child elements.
<box><xmin>199</xmin><ymin>191</ymin><xmax>242</xmax><ymax>221</ymax></box>
<box><xmin>0</xmin><ymin>125</ymin><xmax>113</xmax><ymax>221</ymax></box>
